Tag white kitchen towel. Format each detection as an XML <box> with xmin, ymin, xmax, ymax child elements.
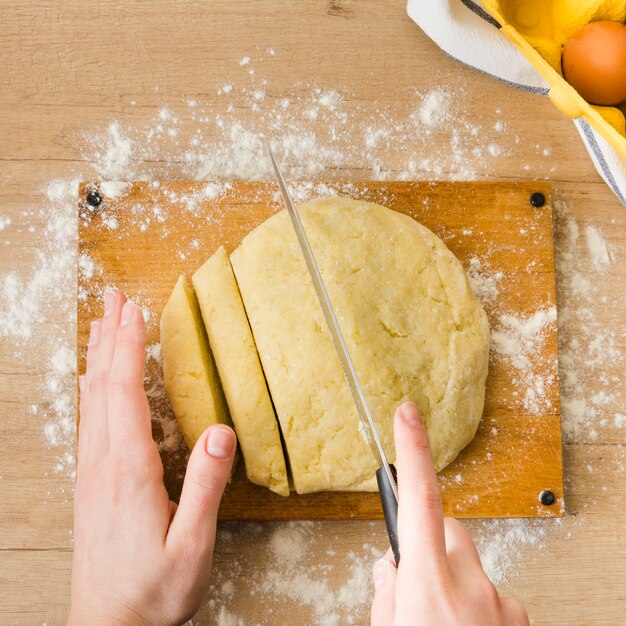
<box><xmin>407</xmin><ymin>0</ymin><xmax>626</xmax><ymax>206</ymax></box>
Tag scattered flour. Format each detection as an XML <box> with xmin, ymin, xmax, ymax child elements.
<box><xmin>269</xmin><ymin>524</ymin><xmax>308</xmax><ymax>562</ymax></box>
<box><xmin>491</xmin><ymin>307</ymin><xmax>558</xmax><ymax>414</ymax></box>
<box><xmin>146</xmin><ymin>342</ymin><xmax>162</xmax><ymax>364</ymax></box>
<box><xmin>475</xmin><ymin>520</ymin><xmax>547</xmax><ymax>586</ymax></box>
<box><xmin>101</xmin><ymin>214</ymin><xmax>119</xmax><ymax>230</ymax></box>
<box><xmin>554</xmin><ymin>198</ymin><xmax>623</xmax><ymax>443</ymax></box>
<box><xmin>159</xmin><ymin>107</ymin><xmax>173</xmax><ymax>122</ymax></box>
<box><xmin>203</xmin><ymin>182</ymin><xmax>230</xmax><ymax>200</ymax></box>
<box><xmin>220</xmin><ymin>581</ymin><xmax>235</xmax><ymax>599</ymax></box>
<box><xmin>95</xmin><ymin>84</ymin><xmax>507</xmax><ymax>183</ymax></box>
<box><xmin>216</xmin><ymin>607</ymin><xmax>244</xmax><ymax>626</ymax></box>
<box><xmin>0</xmin><ymin>179</ymin><xmax>78</xmax><ymax>340</ymax></box>
<box><xmin>491</xmin><ymin>308</ymin><xmax>557</xmax><ymax>371</ymax></box>
<box><xmin>100</xmin><ymin>181</ymin><xmax>131</xmax><ymax>199</ymax></box>
<box><xmin>466</xmin><ymin>256</ymin><xmax>503</xmax><ymax>308</ymax></box>
<box><xmin>90</xmin><ymin>121</ymin><xmax>134</xmax><ymax>179</ymax></box>
<box><xmin>255</xmin><ymin>523</ymin><xmax>377</xmax><ymax>625</ymax></box>
<box><xmin>318</xmin><ymin>90</ymin><xmax>341</xmax><ymax>109</ymax></box>
<box><xmin>50</xmin><ymin>345</ymin><xmax>75</xmax><ymax>378</ymax></box>
<box><xmin>78</xmin><ymin>253</ymin><xmax>96</xmax><ymax>280</ymax></box>
<box><xmin>584</xmin><ymin>224</ymin><xmax>611</xmax><ymax>271</ymax></box>
<box><xmin>413</xmin><ymin>89</ymin><xmax>451</xmax><ymax>129</ymax></box>
<box><xmin>43</xmin><ymin>341</ymin><xmax>77</xmax><ymax>479</ymax></box>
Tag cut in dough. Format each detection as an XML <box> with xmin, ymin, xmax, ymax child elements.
<box><xmin>231</xmin><ymin>197</ymin><xmax>489</xmax><ymax>494</ymax></box>
<box><xmin>160</xmin><ymin>275</ymin><xmax>230</xmax><ymax>450</ymax></box>
<box><xmin>192</xmin><ymin>247</ymin><xmax>290</xmax><ymax>497</ymax></box>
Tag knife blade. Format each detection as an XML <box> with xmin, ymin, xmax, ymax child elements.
<box><xmin>266</xmin><ymin>142</ymin><xmax>400</xmax><ymax>563</ymax></box>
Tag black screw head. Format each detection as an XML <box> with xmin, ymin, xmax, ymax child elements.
<box><xmin>539</xmin><ymin>490</ymin><xmax>555</xmax><ymax>506</ymax></box>
<box><xmin>86</xmin><ymin>191</ymin><xmax>102</xmax><ymax>207</ymax></box>
<box><xmin>530</xmin><ymin>192</ymin><xmax>546</xmax><ymax>208</ymax></box>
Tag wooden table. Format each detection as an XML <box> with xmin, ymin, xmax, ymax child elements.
<box><xmin>1</xmin><ymin>2</ymin><xmax>624</xmax><ymax>624</ymax></box>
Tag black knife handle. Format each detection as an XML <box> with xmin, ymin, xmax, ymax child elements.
<box><xmin>376</xmin><ymin>463</ymin><xmax>400</xmax><ymax>565</ymax></box>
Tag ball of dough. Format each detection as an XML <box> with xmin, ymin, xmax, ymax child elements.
<box><xmin>230</xmin><ymin>197</ymin><xmax>490</xmax><ymax>494</ymax></box>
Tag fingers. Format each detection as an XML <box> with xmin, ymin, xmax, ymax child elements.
<box><xmin>87</xmin><ymin>291</ymin><xmax>126</xmax><ymax>377</ymax></box>
<box><xmin>77</xmin><ymin>375</ymin><xmax>89</xmax><ymax>463</ymax></box>
<box><xmin>394</xmin><ymin>402</ymin><xmax>447</xmax><ymax>576</ymax></box>
<box><xmin>444</xmin><ymin>517</ymin><xmax>483</xmax><ymax>575</ymax></box>
<box><xmin>85</xmin><ymin>320</ymin><xmax>102</xmax><ymax>375</ymax></box>
<box><xmin>79</xmin><ymin>320</ymin><xmax>101</xmax><ymax>455</ymax></box>
<box><xmin>501</xmin><ymin>598</ymin><xmax>530</xmax><ymax>626</ymax></box>
<box><xmin>370</xmin><ymin>548</ymin><xmax>397</xmax><ymax>626</ymax></box>
<box><xmin>167</xmin><ymin>425</ymin><xmax>236</xmax><ymax>558</ymax></box>
<box><xmin>107</xmin><ymin>302</ymin><xmax>153</xmax><ymax>451</ymax></box>
<box><xmin>85</xmin><ymin>291</ymin><xmax>127</xmax><ymax>453</ymax></box>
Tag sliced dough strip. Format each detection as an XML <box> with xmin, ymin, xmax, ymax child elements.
<box><xmin>160</xmin><ymin>274</ymin><xmax>231</xmax><ymax>450</ymax></box>
<box><xmin>192</xmin><ymin>247</ymin><xmax>290</xmax><ymax>497</ymax></box>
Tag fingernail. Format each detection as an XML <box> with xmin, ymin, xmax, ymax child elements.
<box><xmin>89</xmin><ymin>321</ymin><xmax>101</xmax><ymax>346</ymax></box>
<box><xmin>372</xmin><ymin>560</ymin><xmax>387</xmax><ymax>589</ymax></box>
<box><xmin>104</xmin><ymin>291</ymin><xmax>116</xmax><ymax>316</ymax></box>
<box><xmin>206</xmin><ymin>428</ymin><xmax>236</xmax><ymax>459</ymax></box>
<box><xmin>79</xmin><ymin>375</ymin><xmax>85</xmax><ymax>393</ymax></box>
<box><xmin>399</xmin><ymin>402</ymin><xmax>421</xmax><ymax>426</ymax></box>
<box><xmin>120</xmin><ymin>302</ymin><xmax>134</xmax><ymax>326</ymax></box>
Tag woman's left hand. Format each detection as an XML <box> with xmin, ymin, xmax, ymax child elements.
<box><xmin>68</xmin><ymin>290</ymin><xmax>236</xmax><ymax>626</ymax></box>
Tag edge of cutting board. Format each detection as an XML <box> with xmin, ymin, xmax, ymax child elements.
<box><xmin>76</xmin><ymin>180</ymin><xmax>564</xmax><ymax>519</ymax></box>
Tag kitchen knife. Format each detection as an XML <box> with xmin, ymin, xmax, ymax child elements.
<box><xmin>266</xmin><ymin>142</ymin><xmax>400</xmax><ymax>564</ymax></box>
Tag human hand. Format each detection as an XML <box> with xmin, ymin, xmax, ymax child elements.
<box><xmin>69</xmin><ymin>290</ymin><xmax>237</xmax><ymax>626</ymax></box>
<box><xmin>370</xmin><ymin>402</ymin><xmax>529</xmax><ymax>626</ymax></box>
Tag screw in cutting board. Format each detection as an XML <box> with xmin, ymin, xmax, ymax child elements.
<box><xmin>539</xmin><ymin>490</ymin><xmax>555</xmax><ymax>506</ymax></box>
<box><xmin>530</xmin><ymin>192</ymin><xmax>546</xmax><ymax>208</ymax></box>
<box><xmin>86</xmin><ymin>191</ymin><xmax>102</xmax><ymax>207</ymax></box>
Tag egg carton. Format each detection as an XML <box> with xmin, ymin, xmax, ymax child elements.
<box><xmin>483</xmin><ymin>0</ymin><xmax>626</xmax><ymax>159</ymax></box>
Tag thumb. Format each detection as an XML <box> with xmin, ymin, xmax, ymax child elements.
<box><xmin>167</xmin><ymin>425</ymin><xmax>236</xmax><ymax>556</ymax></box>
<box><xmin>370</xmin><ymin>548</ymin><xmax>397</xmax><ymax>626</ymax></box>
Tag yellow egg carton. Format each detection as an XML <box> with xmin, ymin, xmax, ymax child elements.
<box><xmin>483</xmin><ymin>0</ymin><xmax>626</xmax><ymax>159</ymax></box>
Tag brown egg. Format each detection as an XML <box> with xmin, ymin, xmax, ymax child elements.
<box><xmin>562</xmin><ymin>21</ymin><xmax>626</xmax><ymax>106</ymax></box>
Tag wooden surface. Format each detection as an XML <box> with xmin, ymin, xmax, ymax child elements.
<box><xmin>1</xmin><ymin>2</ymin><xmax>625</xmax><ymax>625</ymax></box>
<box><xmin>78</xmin><ymin>180</ymin><xmax>563</xmax><ymax>520</ymax></box>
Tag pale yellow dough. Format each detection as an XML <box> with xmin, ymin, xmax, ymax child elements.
<box><xmin>192</xmin><ymin>247</ymin><xmax>290</xmax><ymax>497</ymax></box>
<box><xmin>160</xmin><ymin>275</ymin><xmax>230</xmax><ymax>450</ymax></box>
<box><xmin>231</xmin><ymin>197</ymin><xmax>490</xmax><ymax>494</ymax></box>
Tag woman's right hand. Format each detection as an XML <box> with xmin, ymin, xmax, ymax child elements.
<box><xmin>370</xmin><ymin>402</ymin><xmax>529</xmax><ymax>626</ymax></box>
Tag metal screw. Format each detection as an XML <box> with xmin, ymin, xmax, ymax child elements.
<box><xmin>86</xmin><ymin>191</ymin><xmax>102</xmax><ymax>207</ymax></box>
<box><xmin>530</xmin><ymin>192</ymin><xmax>546</xmax><ymax>208</ymax></box>
<box><xmin>539</xmin><ymin>490</ymin><xmax>555</xmax><ymax>506</ymax></box>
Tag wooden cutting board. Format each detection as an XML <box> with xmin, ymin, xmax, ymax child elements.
<box><xmin>77</xmin><ymin>180</ymin><xmax>563</xmax><ymax>519</ymax></box>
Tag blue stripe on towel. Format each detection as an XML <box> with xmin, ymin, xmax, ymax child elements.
<box><xmin>579</xmin><ymin>119</ymin><xmax>626</xmax><ymax>206</ymax></box>
<box><xmin>444</xmin><ymin>52</ymin><xmax>550</xmax><ymax>95</ymax></box>
<box><xmin>460</xmin><ymin>0</ymin><xmax>502</xmax><ymax>28</ymax></box>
